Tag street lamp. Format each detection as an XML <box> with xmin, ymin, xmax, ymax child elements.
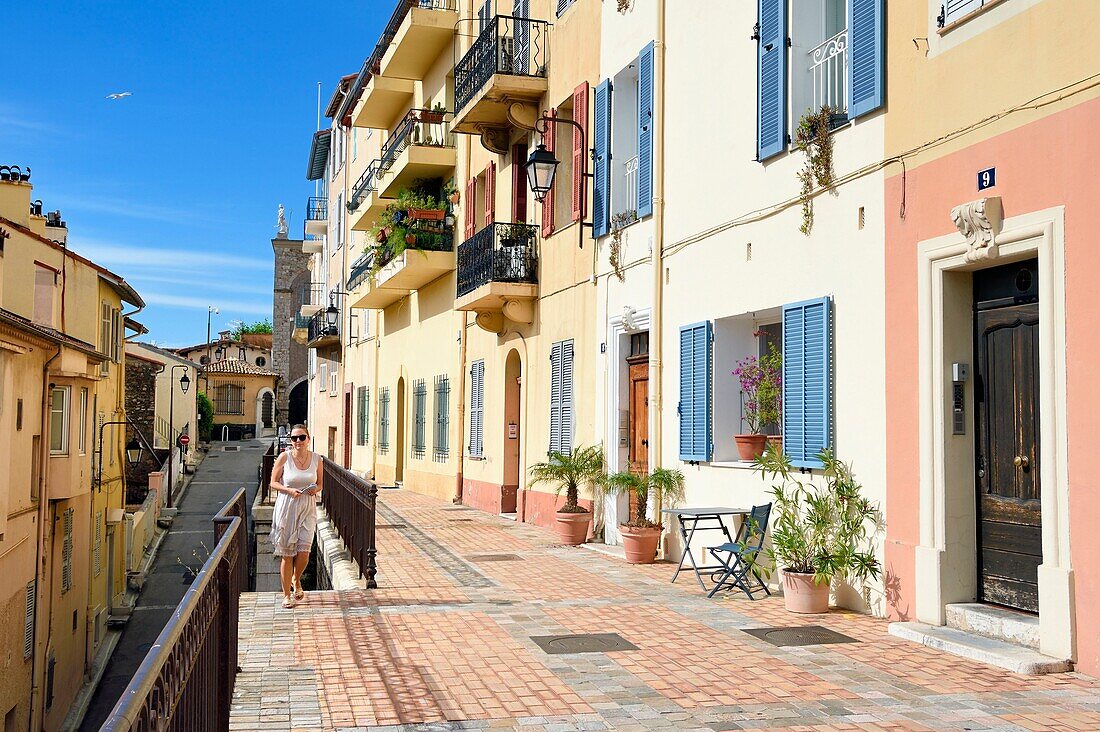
<box><xmin>166</xmin><ymin>365</ymin><xmax>191</xmax><ymax>509</ymax></box>
<box><xmin>97</xmin><ymin>420</ymin><xmax>155</xmax><ymax>491</ymax></box>
<box><xmin>125</xmin><ymin>438</ymin><xmax>142</xmax><ymax>466</ymax></box>
<box><xmin>325</xmin><ymin>298</ymin><xmax>339</xmax><ymax>327</ymax></box>
<box><xmin>525</xmin><ymin>144</ymin><xmax>560</xmax><ymax>203</ymax></box>
<box><xmin>214</xmin><ymin>345</ymin><xmax>224</xmax><ymax>361</ymax></box>
<box><xmin>180</xmin><ymin>372</ymin><xmax>191</xmax><ymax>394</ymax></box>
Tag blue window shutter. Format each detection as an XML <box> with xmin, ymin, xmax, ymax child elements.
<box><xmin>757</xmin><ymin>0</ymin><xmax>787</xmax><ymax>161</ymax></box>
<box><xmin>849</xmin><ymin>0</ymin><xmax>884</xmax><ymax>119</ymax></box>
<box><xmin>678</xmin><ymin>321</ymin><xmax>712</xmax><ymax>462</ymax></box>
<box><xmin>782</xmin><ymin>297</ymin><xmax>832</xmax><ymax>468</ymax></box>
<box><xmin>593</xmin><ymin>79</ymin><xmax>612</xmax><ymax>238</ymax></box>
<box><xmin>636</xmin><ymin>42</ymin><xmax>655</xmax><ymax>219</ymax></box>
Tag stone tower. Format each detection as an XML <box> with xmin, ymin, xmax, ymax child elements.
<box><xmin>271</xmin><ymin>235</ymin><xmax>311</xmax><ymax>427</ymax></box>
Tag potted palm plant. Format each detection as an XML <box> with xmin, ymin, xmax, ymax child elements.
<box><xmin>732</xmin><ymin>343</ymin><xmax>781</xmax><ymax>460</ymax></box>
<box><xmin>602</xmin><ymin>468</ymin><xmax>685</xmax><ymax>563</ymax></box>
<box><xmin>529</xmin><ymin>445</ymin><xmax>605</xmax><ymax>545</ymax></box>
<box><xmin>755</xmin><ymin>443</ymin><xmax>881</xmax><ymax>613</ymax></box>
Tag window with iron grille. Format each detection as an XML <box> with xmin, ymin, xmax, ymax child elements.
<box><xmin>379</xmin><ymin>388</ymin><xmax>390</xmax><ymax>454</ymax></box>
<box><xmin>434</xmin><ymin>375</ymin><xmax>450</xmax><ymax>462</ymax></box>
<box><xmin>412</xmin><ymin>379</ymin><xmax>427</xmax><ymax>459</ymax></box>
<box><xmin>356</xmin><ymin>386</ymin><xmax>368</xmax><ymax>446</ymax></box>
<box><xmin>213</xmin><ymin>382</ymin><xmax>245</xmax><ymax>415</ymax></box>
<box><xmin>61</xmin><ymin>508</ymin><xmax>73</xmax><ymax>594</ymax></box>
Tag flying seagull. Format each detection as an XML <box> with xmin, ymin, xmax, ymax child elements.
<box><xmin>105</xmin><ymin>92</ymin><xmax>132</xmax><ymax>100</ymax></box>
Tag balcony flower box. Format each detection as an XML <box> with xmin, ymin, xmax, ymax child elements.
<box><xmin>406</xmin><ymin>207</ymin><xmax>445</xmax><ymax>221</ymax></box>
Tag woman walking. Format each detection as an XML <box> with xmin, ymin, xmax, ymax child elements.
<box><xmin>268</xmin><ymin>424</ymin><xmax>324</xmax><ymax>608</ymax></box>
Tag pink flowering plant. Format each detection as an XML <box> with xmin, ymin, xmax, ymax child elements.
<box><xmin>732</xmin><ymin>344</ymin><xmax>782</xmax><ymax>434</ymax></box>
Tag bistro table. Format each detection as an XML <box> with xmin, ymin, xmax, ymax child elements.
<box><xmin>661</xmin><ymin>507</ymin><xmax>750</xmax><ymax>591</ymax></box>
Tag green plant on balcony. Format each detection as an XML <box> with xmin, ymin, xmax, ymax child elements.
<box><xmin>795</xmin><ymin>105</ymin><xmax>836</xmax><ymax>236</ymax></box>
<box><xmin>498</xmin><ymin>222</ymin><xmax>536</xmax><ymax>247</ymax></box>
<box><xmin>608</xmin><ymin>210</ymin><xmax>637</xmax><ymax>282</ymax></box>
<box><xmin>368</xmin><ymin>185</ymin><xmax>450</xmax><ymax>277</ymax></box>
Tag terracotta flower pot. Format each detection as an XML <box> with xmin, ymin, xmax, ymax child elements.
<box><xmin>407</xmin><ymin>207</ymin><xmax>445</xmax><ymax>221</ymax></box>
<box><xmin>554</xmin><ymin>511</ymin><xmax>592</xmax><ymax>545</ymax></box>
<box><xmin>782</xmin><ymin>570</ymin><xmax>830</xmax><ymax>614</ymax></box>
<box><xmin>734</xmin><ymin>434</ymin><xmax>768</xmax><ymax>461</ymax></box>
<box><xmin>619</xmin><ymin>525</ymin><xmax>662</xmax><ymax>564</ymax></box>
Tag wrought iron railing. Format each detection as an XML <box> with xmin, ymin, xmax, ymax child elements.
<box><xmin>101</xmin><ymin>489</ymin><xmax>248</xmax><ymax>731</ymax></box>
<box><xmin>808</xmin><ymin>28</ymin><xmax>848</xmax><ymax>113</ymax></box>
<box><xmin>293</xmin><ymin>313</ymin><xmax>311</xmax><ymax>331</ymax></box>
<box><xmin>349</xmin><ymin>160</ymin><xmax>382</xmax><ymax>211</ymax></box>
<box><xmin>260</xmin><ymin>442</ymin><xmax>277</xmax><ymax>504</ymax></box>
<box><xmin>307</xmin><ymin>309</ymin><xmax>338</xmax><ymax>344</ymax></box>
<box><xmin>456</xmin><ymin>222</ymin><xmax>538</xmax><ymax>297</ymax></box>
<box><xmin>299</xmin><ymin>281</ymin><xmax>326</xmax><ymax>308</ymax></box>
<box><xmin>306</xmin><ymin>196</ymin><xmax>328</xmax><ymax>222</ymax></box>
<box><xmin>455</xmin><ymin>16</ymin><xmax>550</xmax><ymax>113</ymax></box>
<box><xmin>379</xmin><ymin>108</ymin><xmax>454</xmax><ymax>174</ymax></box>
<box><xmin>320</xmin><ymin>458</ymin><xmax>379</xmax><ymax>587</ymax></box>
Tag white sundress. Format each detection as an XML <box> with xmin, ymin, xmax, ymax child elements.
<box><xmin>270</xmin><ymin>451</ymin><xmax>319</xmax><ymax>557</ymax></box>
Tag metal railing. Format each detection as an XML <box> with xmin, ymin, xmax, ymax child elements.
<box><xmin>455</xmin><ymin>15</ymin><xmax>550</xmax><ymax>113</ymax></box>
<box><xmin>349</xmin><ymin>160</ymin><xmax>382</xmax><ymax>211</ymax></box>
<box><xmin>299</xmin><ymin>281</ymin><xmax>326</xmax><ymax>308</ymax></box>
<box><xmin>293</xmin><ymin>313</ymin><xmax>311</xmax><ymax>331</ymax></box>
<box><xmin>379</xmin><ymin>108</ymin><xmax>454</xmax><ymax>175</ymax></box>
<box><xmin>623</xmin><ymin>155</ymin><xmax>639</xmax><ymax>215</ymax></box>
<box><xmin>102</xmin><ymin>489</ymin><xmax>248</xmax><ymax>731</ymax></box>
<box><xmin>456</xmin><ymin>222</ymin><xmax>538</xmax><ymax>297</ymax></box>
<box><xmin>260</xmin><ymin>442</ymin><xmax>277</xmax><ymax>504</ymax></box>
<box><xmin>307</xmin><ymin>309</ymin><xmax>338</xmax><ymax>344</ymax></box>
<box><xmin>808</xmin><ymin>28</ymin><xmax>848</xmax><ymax>113</ymax></box>
<box><xmin>320</xmin><ymin>459</ymin><xmax>379</xmax><ymax>588</ymax></box>
<box><xmin>306</xmin><ymin>196</ymin><xmax>328</xmax><ymax>221</ymax></box>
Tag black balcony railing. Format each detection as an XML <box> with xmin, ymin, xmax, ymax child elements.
<box><xmin>455</xmin><ymin>16</ymin><xmax>550</xmax><ymax>113</ymax></box>
<box><xmin>307</xmin><ymin>309</ymin><xmax>339</xmax><ymax>344</ymax></box>
<box><xmin>306</xmin><ymin>196</ymin><xmax>328</xmax><ymax>221</ymax></box>
<box><xmin>101</xmin><ymin>490</ymin><xmax>248</xmax><ymax>731</ymax></box>
<box><xmin>349</xmin><ymin>160</ymin><xmax>382</xmax><ymax>211</ymax></box>
<box><xmin>379</xmin><ymin>108</ymin><xmax>454</xmax><ymax>174</ymax></box>
<box><xmin>298</xmin><ymin>281</ymin><xmax>326</xmax><ymax>308</ymax></box>
<box><xmin>456</xmin><ymin>222</ymin><xmax>538</xmax><ymax>297</ymax></box>
<box><xmin>321</xmin><ymin>458</ymin><xmax>379</xmax><ymax>587</ymax></box>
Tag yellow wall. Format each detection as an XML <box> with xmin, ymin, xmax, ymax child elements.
<box><xmin>210</xmin><ymin>372</ymin><xmax>277</xmax><ymax>427</ymax></box>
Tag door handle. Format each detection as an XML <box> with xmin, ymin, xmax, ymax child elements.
<box><xmin>1014</xmin><ymin>455</ymin><xmax>1030</xmax><ymax>469</ymax></box>
<box><xmin>641</xmin><ymin>439</ymin><xmax>648</xmax><ymax>447</ymax></box>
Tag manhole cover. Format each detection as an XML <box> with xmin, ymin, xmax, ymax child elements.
<box><xmin>741</xmin><ymin>625</ymin><xmax>857</xmax><ymax>647</ymax></box>
<box><xmin>223</xmin><ymin>446</ymin><xmax>240</xmax><ymax>452</ymax></box>
<box><xmin>531</xmin><ymin>633</ymin><xmax>638</xmax><ymax>655</ymax></box>
<box><xmin>377</xmin><ymin>523</ymin><xmax>407</xmax><ymax>530</ymax></box>
<box><xmin>467</xmin><ymin>554</ymin><xmax>522</xmax><ymax>562</ymax></box>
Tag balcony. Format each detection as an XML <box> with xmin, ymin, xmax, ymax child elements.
<box><xmin>298</xmin><ymin>282</ymin><xmax>327</xmax><ymax>317</ymax></box>
<box><xmin>291</xmin><ymin>313</ymin><xmax>311</xmax><ymax>345</ymax></box>
<box><xmin>305</xmin><ymin>309</ymin><xmax>340</xmax><ymax>349</ymax></box>
<box><xmin>376</xmin><ymin>108</ymin><xmax>456</xmax><ymax>198</ymax></box>
<box><xmin>349</xmin><ymin>161</ymin><xmax>389</xmax><ymax>231</ymax></box>
<box><xmin>455</xmin><ymin>223</ymin><xmax>538</xmax><ymax>328</ymax></box>
<box><xmin>379</xmin><ymin>0</ymin><xmax>459</xmax><ymax>80</ymax></box>
<box><xmin>304</xmin><ymin>196</ymin><xmax>328</xmax><ymax>237</ymax></box>
<box><xmin>452</xmin><ymin>16</ymin><xmax>549</xmax><ymax>143</ymax></box>
<box><xmin>351</xmin><ymin>217</ymin><xmax>455</xmax><ymax>310</ymax></box>
<box><xmin>352</xmin><ymin>75</ymin><xmax>415</xmax><ymax>130</ymax></box>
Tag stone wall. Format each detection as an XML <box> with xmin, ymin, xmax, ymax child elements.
<box><xmin>125</xmin><ymin>355</ymin><xmax>160</xmax><ymax>502</ymax></box>
<box><xmin>272</xmin><ymin>237</ymin><xmax>311</xmax><ymax>426</ymax></box>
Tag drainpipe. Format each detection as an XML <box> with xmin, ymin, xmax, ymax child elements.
<box><xmin>454</xmin><ymin>313</ymin><xmax>468</xmax><ymax>503</ymax></box>
<box><xmin>29</xmin><ymin>343</ymin><xmax>60</xmax><ymax>732</ymax></box>
<box><xmin>651</xmin><ymin>0</ymin><xmax>668</xmax><ymax>529</ymax></box>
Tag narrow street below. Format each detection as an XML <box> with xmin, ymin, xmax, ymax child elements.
<box><xmin>80</xmin><ymin>440</ymin><xmax>266</xmax><ymax>731</ymax></box>
<box><xmin>230</xmin><ymin>490</ymin><xmax>1100</xmax><ymax>731</ymax></box>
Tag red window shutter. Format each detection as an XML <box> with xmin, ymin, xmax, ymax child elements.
<box><xmin>485</xmin><ymin>162</ymin><xmax>496</xmax><ymax>226</ymax></box>
<box><xmin>464</xmin><ymin>177</ymin><xmax>476</xmax><ymax>240</ymax></box>
<box><xmin>572</xmin><ymin>81</ymin><xmax>589</xmax><ymax>223</ymax></box>
<box><xmin>542</xmin><ymin>108</ymin><xmax>557</xmax><ymax>238</ymax></box>
<box><xmin>512</xmin><ymin>144</ymin><xmax>528</xmax><ymax>223</ymax></box>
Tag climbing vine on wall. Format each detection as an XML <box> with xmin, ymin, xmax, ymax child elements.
<box><xmin>795</xmin><ymin>106</ymin><xmax>837</xmax><ymax>236</ymax></box>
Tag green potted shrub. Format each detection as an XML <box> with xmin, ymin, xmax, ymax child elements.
<box><xmin>602</xmin><ymin>468</ymin><xmax>685</xmax><ymax>563</ymax></box>
<box><xmin>755</xmin><ymin>443</ymin><xmax>881</xmax><ymax>613</ymax></box>
<box><xmin>732</xmin><ymin>343</ymin><xmax>781</xmax><ymax>460</ymax></box>
<box><xmin>529</xmin><ymin>445</ymin><xmax>605</xmax><ymax>545</ymax></box>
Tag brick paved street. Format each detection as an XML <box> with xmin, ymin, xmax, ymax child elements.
<box><xmin>230</xmin><ymin>490</ymin><xmax>1100</xmax><ymax>731</ymax></box>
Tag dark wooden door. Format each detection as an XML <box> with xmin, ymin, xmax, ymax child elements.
<box><xmin>343</xmin><ymin>390</ymin><xmax>353</xmax><ymax>468</ymax></box>
<box><xmin>975</xmin><ymin>294</ymin><xmax>1041</xmax><ymax>613</ymax></box>
<box><xmin>627</xmin><ymin>359</ymin><xmax>649</xmax><ymax>523</ymax></box>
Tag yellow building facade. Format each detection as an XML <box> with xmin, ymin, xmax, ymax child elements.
<box><xmin>0</xmin><ymin>175</ymin><xmax>143</xmax><ymax>731</ymax></box>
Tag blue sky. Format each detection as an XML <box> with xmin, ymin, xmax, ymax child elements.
<box><xmin>2</xmin><ymin>2</ymin><xmax>383</xmax><ymax>347</ymax></box>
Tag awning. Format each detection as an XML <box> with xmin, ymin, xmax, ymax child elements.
<box><xmin>307</xmin><ymin>129</ymin><xmax>332</xmax><ymax>181</ymax></box>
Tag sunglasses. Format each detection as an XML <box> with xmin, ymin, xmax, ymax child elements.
<box><xmin>289</xmin><ymin>435</ymin><xmax>309</xmax><ymax>442</ymax></box>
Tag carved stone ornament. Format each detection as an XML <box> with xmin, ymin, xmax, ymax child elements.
<box><xmin>951</xmin><ymin>196</ymin><xmax>1003</xmax><ymax>263</ymax></box>
<box><xmin>621</xmin><ymin>306</ymin><xmax>639</xmax><ymax>332</ymax></box>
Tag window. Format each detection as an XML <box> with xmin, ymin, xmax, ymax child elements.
<box><xmin>555</xmin><ymin>0</ymin><xmax>576</xmax><ymax>16</ymax></box>
<box><xmin>335</xmin><ymin>193</ymin><xmax>344</xmax><ymax>250</ymax></box>
<box><xmin>469</xmin><ymin>360</ymin><xmax>484</xmax><ymax>457</ymax></box>
<box><xmin>329</xmin><ymin>369</ymin><xmax>338</xmax><ymax>395</ymax></box>
<box><xmin>33</xmin><ymin>264</ymin><xmax>56</xmax><ymax>327</ymax></box>
<box><xmin>99</xmin><ymin>303</ymin><xmax>112</xmax><ymax>376</ymax></box>
<box><xmin>549</xmin><ymin>340</ymin><xmax>574</xmax><ymax>456</ymax></box>
<box><xmin>256</xmin><ymin>356</ymin><xmax>267</xmax><ymax>367</ymax></box>
<box><xmin>319</xmin><ymin>362</ymin><xmax>328</xmax><ymax>392</ymax></box>
<box><xmin>943</xmin><ymin>0</ymin><xmax>988</xmax><ymax>26</ymax></box>
<box><xmin>477</xmin><ymin>0</ymin><xmax>492</xmax><ymax>32</ymax></box>
<box><xmin>379</xmin><ymin>387</ymin><xmax>390</xmax><ymax>454</ymax></box>
<box><xmin>61</xmin><ymin>507</ymin><xmax>73</xmax><ymax>594</ymax></box>
<box><xmin>199</xmin><ymin>355</ymin><xmax>211</xmax><ymax>365</ymax></box>
<box><xmin>712</xmin><ymin>312</ymin><xmax>782</xmax><ymax>461</ymax></box>
<box><xmin>592</xmin><ymin>43</ymin><xmax>654</xmax><ymax>238</ymax></box>
<box><xmin>78</xmin><ymin>388</ymin><xmax>88</xmax><ymax>454</ymax></box>
<box><xmin>356</xmin><ymin>386</ymin><xmax>368</xmax><ymax>446</ymax></box>
<box><xmin>261</xmin><ymin>392</ymin><xmax>274</xmax><ymax>428</ymax></box>
<box><xmin>238</xmin><ymin>346</ymin><xmax>246</xmax><ymax>360</ymax></box>
<box><xmin>434</xmin><ymin>375</ymin><xmax>450</xmax><ymax>461</ymax></box>
<box><xmin>213</xmin><ymin>383</ymin><xmax>244</xmax><ymax>415</ymax></box>
<box><xmin>49</xmin><ymin>387</ymin><xmax>69</xmax><ymax>455</ymax></box>
<box><xmin>412</xmin><ymin>379</ymin><xmax>427</xmax><ymax>459</ymax></box>
<box><xmin>24</xmin><ymin>580</ymin><xmax>35</xmax><ymax>659</ymax></box>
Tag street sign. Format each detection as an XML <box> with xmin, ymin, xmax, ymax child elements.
<box><xmin>178</xmin><ymin>434</ymin><xmax>190</xmax><ymax>447</ymax></box>
<box><xmin>977</xmin><ymin>167</ymin><xmax>996</xmax><ymax>191</ymax></box>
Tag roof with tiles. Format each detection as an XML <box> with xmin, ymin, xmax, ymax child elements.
<box><xmin>201</xmin><ymin>358</ymin><xmax>279</xmax><ymax>377</ymax></box>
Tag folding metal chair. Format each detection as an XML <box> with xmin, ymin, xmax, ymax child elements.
<box><xmin>706</xmin><ymin>503</ymin><xmax>772</xmax><ymax>600</ymax></box>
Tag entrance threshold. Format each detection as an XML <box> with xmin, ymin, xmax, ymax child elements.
<box><xmin>888</xmin><ymin>620</ymin><xmax>1071</xmax><ymax>675</ymax></box>
<box><xmin>499</xmin><ymin>512</ymin><xmax>517</xmax><ymax>521</ymax></box>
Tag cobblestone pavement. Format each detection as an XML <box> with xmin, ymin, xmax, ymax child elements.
<box><xmin>231</xmin><ymin>490</ymin><xmax>1100</xmax><ymax>732</ymax></box>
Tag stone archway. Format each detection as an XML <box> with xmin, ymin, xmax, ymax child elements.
<box><xmin>256</xmin><ymin>388</ymin><xmax>276</xmax><ymax>437</ymax></box>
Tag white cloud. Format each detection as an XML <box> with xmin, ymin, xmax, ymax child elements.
<box><xmin>141</xmin><ymin>292</ymin><xmax>271</xmax><ymax>316</ymax></box>
<box><xmin>67</xmin><ymin>237</ymin><xmax>271</xmax><ymax>273</ymax></box>
<box><xmin>130</xmin><ymin>272</ymin><xmax>272</xmax><ymax>296</ymax></box>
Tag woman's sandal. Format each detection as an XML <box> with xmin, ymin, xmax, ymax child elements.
<box><xmin>295</xmin><ymin>586</ymin><xmax>305</xmax><ymax>601</ymax></box>
<box><xmin>282</xmin><ymin>595</ymin><xmax>295</xmax><ymax>608</ymax></box>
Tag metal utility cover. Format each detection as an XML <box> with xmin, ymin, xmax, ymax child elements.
<box><xmin>741</xmin><ymin>625</ymin><xmax>857</xmax><ymax>647</ymax></box>
<box><xmin>467</xmin><ymin>554</ymin><xmax>522</xmax><ymax>562</ymax></box>
<box><xmin>223</xmin><ymin>446</ymin><xmax>240</xmax><ymax>452</ymax></box>
<box><xmin>531</xmin><ymin>633</ymin><xmax>639</xmax><ymax>655</ymax></box>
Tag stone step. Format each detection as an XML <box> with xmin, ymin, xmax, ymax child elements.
<box><xmin>946</xmin><ymin>602</ymin><xmax>1040</xmax><ymax>649</ymax></box>
<box><xmin>888</xmin><ymin>621</ymin><xmax>1071</xmax><ymax>675</ymax></box>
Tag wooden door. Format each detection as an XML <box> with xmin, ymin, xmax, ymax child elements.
<box><xmin>343</xmin><ymin>391</ymin><xmax>352</xmax><ymax>468</ymax></box>
<box><xmin>627</xmin><ymin>359</ymin><xmax>648</xmax><ymax>523</ymax></box>
<box><xmin>975</xmin><ymin>287</ymin><xmax>1041</xmax><ymax>612</ymax></box>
